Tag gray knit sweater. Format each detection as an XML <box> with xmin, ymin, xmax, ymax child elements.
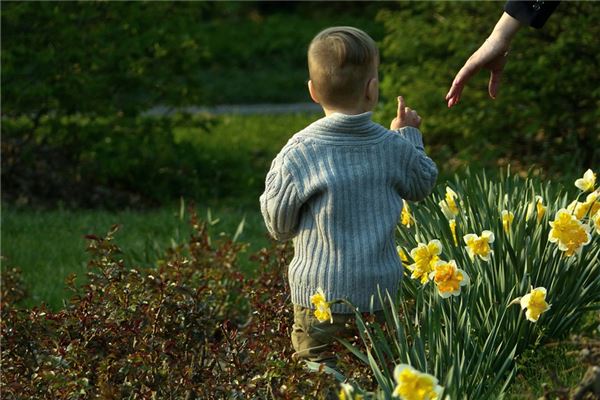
<box><xmin>260</xmin><ymin>111</ymin><xmax>438</xmax><ymax>313</ymax></box>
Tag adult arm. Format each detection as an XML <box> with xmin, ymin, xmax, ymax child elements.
<box><xmin>445</xmin><ymin>11</ymin><xmax>521</xmax><ymax>108</ymax></box>
<box><xmin>445</xmin><ymin>1</ymin><xmax>560</xmax><ymax>108</ymax></box>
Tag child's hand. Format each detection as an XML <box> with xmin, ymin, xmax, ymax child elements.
<box><xmin>390</xmin><ymin>96</ymin><xmax>422</xmax><ymax>130</ymax></box>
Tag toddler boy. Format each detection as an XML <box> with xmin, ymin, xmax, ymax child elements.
<box><xmin>260</xmin><ymin>26</ymin><xmax>438</xmax><ymax>365</ymax></box>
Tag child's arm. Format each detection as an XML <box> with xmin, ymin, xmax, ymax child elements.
<box><xmin>389</xmin><ymin>96</ymin><xmax>438</xmax><ymax>201</ymax></box>
<box><xmin>259</xmin><ymin>154</ymin><xmax>303</xmax><ymax>241</ymax></box>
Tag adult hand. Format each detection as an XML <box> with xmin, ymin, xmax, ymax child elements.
<box><xmin>390</xmin><ymin>96</ymin><xmax>421</xmax><ymax>130</ymax></box>
<box><xmin>445</xmin><ymin>12</ymin><xmax>521</xmax><ymax>108</ymax></box>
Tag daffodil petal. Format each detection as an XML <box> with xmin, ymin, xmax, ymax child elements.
<box><xmin>520</xmin><ymin>293</ymin><xmax>531</xmax><ymax>310</ymax></box>
<box><xmin>463</xmin><ymin>234</ymin><xmax>477</xmax><ymax>244</ymax></box>
<box><xmin>482</xmin><ymin>230</ymin><xmax>495</xmax><ymax>243</ymax></box>
<box><xmin>428</xmin><ymin>239</ymin><xmax>443</xmax><ymax>255</ymax></box>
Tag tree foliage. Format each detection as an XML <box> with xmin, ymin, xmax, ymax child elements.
<box><xmin>1</xmin><ymin>2</ymin><xmax>214</xmax><ymax>117</ymax></box>
<box><xmin>1</xmin><ymin>1</ymin><xmax>383</xmax><ymax>115</ymax></box>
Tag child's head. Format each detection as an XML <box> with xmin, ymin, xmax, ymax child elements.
<box><xmin>307</xmin><ymin>26</ymin><xmax>379</xmax><ymax>112</ymax></box>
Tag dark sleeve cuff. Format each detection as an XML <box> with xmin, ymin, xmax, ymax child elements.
<box><xmin>504</xmin><ymin>0</ymin><xmax>560</xmax><ymax>29</ymax></box>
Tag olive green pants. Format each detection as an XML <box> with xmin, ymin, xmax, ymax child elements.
<box><xmin>291</xmin><ymin>304</ymin><xmax>385</xmax><ymax>365</ymax></box>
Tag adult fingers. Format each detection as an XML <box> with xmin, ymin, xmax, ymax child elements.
<box><xmin>488</xmin><ymin>52</ymin><xmax>508</xmax><ymax>99</ymax></box>
<box><xmin>446</xmin><ymin>76</ymin><xmax>465</xmax><ymax>108</ymax></box>
<box><xmin>446</xmin><ymin>56</ymin><xmax>482</xmax><ymax>107</ymax></box>
<box><xmin>488</xmin><ymin>69</ymin><xmax>503</xmax><ymax>99</ymax></box>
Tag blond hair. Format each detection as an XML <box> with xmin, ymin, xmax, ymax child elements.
<box><xmin>308</xmin><ymin>26</ymin><xmax>379</xmax><ymax>108</ymax></box>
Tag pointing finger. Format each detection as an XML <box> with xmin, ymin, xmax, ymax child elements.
<box><xmin>397</xmin><ymin>96</ymin><xmax>406</xmax><ymax>121</ymax></box>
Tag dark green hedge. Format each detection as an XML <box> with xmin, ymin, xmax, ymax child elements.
<box><xmin>2</xmin><ymin>114</ymin><xmax>216</xmax><ymax>208</ymax></box>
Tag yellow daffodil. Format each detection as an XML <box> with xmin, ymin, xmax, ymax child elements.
<box><xmin>526</xmin><ymin>195</ymin><xmax>546</xmax><ymax>224</ymax></box>
<box><xmin>408</xmin><ymin>240</ymin><xmax>442</xmax><ymax>284</ymax></box>
<box><xmin>397</xmin><ymin>246</ymin><xmax>409</xmax><ymax>264</ymax></box>
<box><xmin>548</xmin><ymin>209</ymin><xmax>592</xmax><ymax>256</ymax></box>
<box><xmin>429</xmin><ymin>260</ymin><xmax>469</xmax><ymax>298</ymax></box>
<box><xmin>586</xmin><ymin>191</ymin><xmax>600</xmax><ymax>217</ymax></box>
<box><xmin>501</xmin><ymin>210</ymin><xmax>514</xmax><ymax>234</ymax></box>
<box><xmin>310</xmin><ymin>288</ymin><xmax>333</xmax><ymax>323</ymax></box>
<box><xmin>520</xmin><ymin>287</ymin><xmax>551</xmax><ymax>322</ymax></box>
<box><xmin>575</xmin><ymin>169</ymin><xmax>596</xmax><ymax>192</ymax></box>
<box><xmin>567</xmin><ymin>201</ymin><xmax>585</xmax><ymax>221</ymax></box>
<box><xmin>339</xmin><ymin>383</ymin><xmax>364</xmax><ymax>400</ymax></box>
<box><xmin>438</xmin><ymin>187</ymin><xmax>459</xmax><ymax>219</ymax></box>
<box><xmin>567</xmin><ymin>191</ymin><xmax>600</xmax><ymax>220</ymax></box>
<box><xmin>401</xmin><ymin>201</ymin><xmax>414</xmax><ymax>228</ymax></box>
<box><xmin>392</xmin><ymin>364</ymin><xmax>443</xmax><ymax>400</ymax></box>
<box><xmin>449</xmin><ymin>219</ymin><xmax>458</xmax><ymax>246</ymax></box>
<box><xmin>463</xmin><ymin>230</ymin><xmax>495</xmax><ymax>262</ymax></box>
<box><xmin>593</xmin><ymin>211</ymin><xmax>600</xmax><ymax>235</ymax></box>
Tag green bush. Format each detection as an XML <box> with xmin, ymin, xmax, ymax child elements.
<box><xmin>2</xmin><ymin>113</ymin><xmax>317</xmax><ymax>208</ymax></box>
<box><xmin>377</xmin><ymin>2</ymin><xmax>599</xmax><ymax>174</ymax></box>
<box><xmin>0</xmin><ymin>211</ymin><xmax>348</xmax><ymax>398</ymax></box>
<box><xmin>2</xmin><ymin>114</ymin><xmax>216</xmax><ymax>208</ymax></box>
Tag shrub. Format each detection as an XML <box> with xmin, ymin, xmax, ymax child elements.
<box><xmin>1</xmin><ymin>2</ymin><xmax>383</xmax><ymax>115</ymax></box>
<box><xmin>1</xmin><ymin>267</ymin><xmax>28</xmax><ymax>308</ymax></box>
<box><xmin>0</xmin><ymin>209</ymin><xmax>344</xmax><ymax>398</ymax></box>
<box><xmin>1</xmin><ymin>114</ymin><xmax>215</xmax><ymax>208</ymax></box>
<box><xmin>1</xmin><ymin>2</ymin><xmax>215</xmax><ymax>117</ymax></box>
<box><xmin>1</xmin><ymin>1</ymin><xmax>385</xmax><ymax>208</ymax></box>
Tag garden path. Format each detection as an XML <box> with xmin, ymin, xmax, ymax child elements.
<box><xmin>144</xmin><ymin>102</ymin><xmax>321</xmax><ymax>116</ymax></box>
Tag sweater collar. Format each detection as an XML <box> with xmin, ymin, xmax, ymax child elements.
<box><xmin>304</xmin><ymin>111</ymin><xmax>387</xmax><ymax>143</ymax></box>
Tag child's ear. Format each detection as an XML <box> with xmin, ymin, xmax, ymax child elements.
<box><xmin>308</xmin><ymin>80</ymin><xmax>320</xmax><ymax>104</ymax></box>
<box><xmin>366</xmin><ymin>77</ymin><xmax>379</xmax><ymax>102</ymax></box>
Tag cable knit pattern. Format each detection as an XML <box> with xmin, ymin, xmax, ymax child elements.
<box><xmin>260</xmin><ymin>112</ymin><xmax>437</xmax><ymax>313</ymax></box>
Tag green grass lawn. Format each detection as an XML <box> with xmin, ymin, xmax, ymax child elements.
<box><xmin>505</xmin><ymin>342</ymin><xmax>589</xmax><ymax>399</ymax></box>
<box><xmin>2</xmin><ymin>203</ymin><xmax>269</xmax><ymax>310</ymax></box>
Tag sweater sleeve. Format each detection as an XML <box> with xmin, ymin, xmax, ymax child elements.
<box><xmin>259</xmin><ymin>154</ymin><xmax>303</xmax><ymax>241</ymax></box>
<box><xmin>393</xmin><ymin>126</ymin><xmax>438</xmax><ymax>202</ymax></box>
<box><xmin>504</xmin><ymin>0</ymin><xmax>559</xmax><ymax>29</ymax></box>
